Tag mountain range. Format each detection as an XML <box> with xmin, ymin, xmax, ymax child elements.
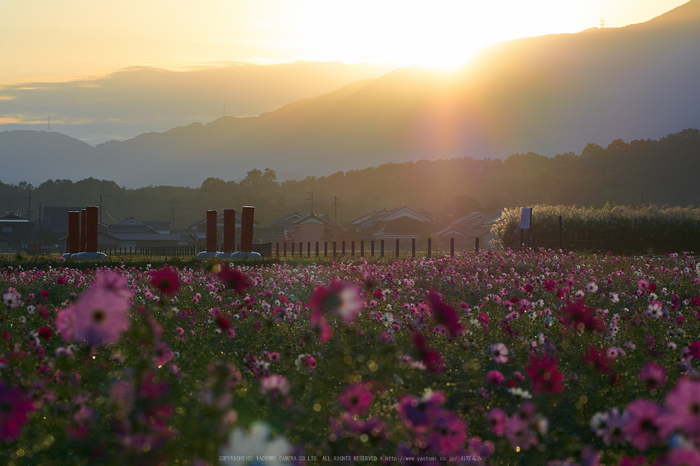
<box><xmin>2</xmin><ymin>0</ymin><xmax>699</xmax><ymax>189</ymax></box>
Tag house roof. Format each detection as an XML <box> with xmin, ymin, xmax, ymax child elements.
<box><xmin>293</xmin><ymin>213</ymin><xmax>341</xmax><ymax>227</ymax></box>
<box><xmin>265</xmin><ymin>211</ymin><xmax>302</xmax><ymax>228</ymax></box>
<box><xmin>349</xmin><ymin>206</ymin><xmax>431</xmax><ymax>226</ymax></box>
<box><xmin>0</xmin><ymin>213</ymin><xmax>31</xmax><ymax>223</ymax></box>
<box><xmin>349</xmin><ymin>209</ymin><xmax>388</xmax><ymax>225</ymax></box>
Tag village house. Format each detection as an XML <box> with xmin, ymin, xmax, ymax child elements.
<box><xmin>0</xmin><ymin>213</ymin><xmax>35</xmax><ymax>252</ymax></box>
<box><xmin>434</xmin><ymin>211</ymin><xmax>501</xmax><ymax>251</ymax></box>
<box><xmin>348</xmin><ymin>206</ymin><xmax>432</xmax><ymax>251</ymax></box>
<box><xmin>283</xmin><ymin>213</ymin><xmax>344</xmax><ymax>245</ymax></box>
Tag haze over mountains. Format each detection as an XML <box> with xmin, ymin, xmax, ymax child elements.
<box><xmin>2</xmin><ymin>0</ymin><xmax>699</xmax><ymax>189</ymax></box>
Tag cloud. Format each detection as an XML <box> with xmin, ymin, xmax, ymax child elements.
<box><xmin>0</xmin><ymin>61</ymin><xmax>394</xmax><ymax>145</ymax></box>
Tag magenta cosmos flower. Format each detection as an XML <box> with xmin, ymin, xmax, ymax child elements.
<box><xmin>428</xmin><ymin>410</ymin><xmax>467</xmax><ymax>456</ymax></box>
<box><xmin>216</xmin><ymin>264</ymin><xmax>252</xmax><ymax>295</ymax></box>
<box><xmin>149</xmin><ymin>266</ymin><xmax>180</xmax><ymax>296</ymax></box>
<box><xmin>0</xmin><ymin>383</ymin><xmax>35</xmax><ymax>441</ymax></box>
<box><xmin>426</xmin><ymin>290</ymin><xmax>463</xmax><ymax>337</ymax></box>
<box><xmin>338</xmin><ymin>382</ymin><xmax>374</xmax><ymax>415</ymax></box>
<box><xmin>525</xmin><ymin>353</ymin><xmax>564</xmax><ymax>394</ymax></box>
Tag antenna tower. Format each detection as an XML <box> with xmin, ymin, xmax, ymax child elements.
<box><xmin>47</xmin><ymin>114</ymin><xmax>51</xmax><ymax>132</ymax></box>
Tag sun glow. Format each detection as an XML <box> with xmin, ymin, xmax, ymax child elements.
<box><xmin>278</xmin><ymin>0</ymin><xmax>603</xmax><ymax>71</ymax></box>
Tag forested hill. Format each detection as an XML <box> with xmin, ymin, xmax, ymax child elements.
<box><xmin>2</xmin><ymin>129</ymin><xmax>699</xmax><ymax>228</ymax></box>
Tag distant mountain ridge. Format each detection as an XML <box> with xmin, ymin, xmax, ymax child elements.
<box><xmin>2</xmin><ymin>0</ymin><xmax>699</xmax><ymax>188</ymax></box>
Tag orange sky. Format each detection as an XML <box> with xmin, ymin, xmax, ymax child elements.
<box><xmin>0</xmin><ymin>0</ymin><xmax>690</xmax><ymax>83</ymax></box>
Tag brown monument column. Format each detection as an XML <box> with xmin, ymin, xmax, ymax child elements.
<box><xmin>223</xmin><ymin>209</ymin><xmax>236</xmax><ymax>253</ymax></box>
<box><xmin>68</xmin><ymin>211</ymin><xmax>80</xmax><ymax>254</ymax></box>
<box><xmin>85</xmin><ymin>206</ymin><xmax>99</xmax><ymax>253</ymax></box>
<box><xmin>80</xmin><ymin>209</ymin><xmax>87</xmax><ymax>252</ymax></box>
<box><xmin>240</xmin><ymin>206</ymin><xmax>254</xmax><ymax>252</ymax></box>
<box><xmin>206</xmin><ymin>210</ymin><xmax>217</xmax><ymax>252</ymax></box>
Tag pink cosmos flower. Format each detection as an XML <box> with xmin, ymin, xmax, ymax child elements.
<box><xmin>397</xmin><ymin>390</ymin><xmax>446</xmax><ymax>433</ymax></box>
<box><xmin>623</xmin><ymin>398</ymin><xmax>665</xmax><ymax>451</ymax></box>
<box><xmin>309</xmin><ymin>280</ymin><xmax>363</xmax><ymax>323</ymax></box>
<box><xmin>638</xmin><ymin>362</ymin><xmax>666</xmax><ymax>391</ymax></box>
<box><xmin>504</xmin><ymin>416</ymin><xmax>538</xmax><ymax>451</ymax></box>
<box><xmin>663</xmin><ymin>448</ymin><xmax>700</xmax><ymax>466</ymax></box>
<box><xmin>154</xmin><ymin>341</ymin><xmax>174</xmax><ymax>367</ymax></box>
<box><xmin>490</xmin><ymin>343</ymin><xmax>509</xmax><ymax>364</ymax></box>
<box><xmin>486</xmin><ymin>408</ymin><xmax>507</xmax><ymax>436</ymax></box>
<box><xmin>661</xmin><ymin>376</ymin><xmax>700</xmax><ymax>437</ymax></box>
<box><xmin>259</xmin><ymin>374</ymin><xmax>290</xmax><ymax>402</ymax></box>
<box><xmin>338</xmin><ymin>382</ymin><xmax>373</xmax><ymax>415</ymax></box>
<box><xmin>91</xmin><ymin>270</ymin><xmax>134</xmax><ymax>301</ymax></box>
<box><xmin>428</xmin><ymin>410</ymin><xmax>467</xmax><ymax>456</ymax></box>
<box><xmin>56</xmin><ymin>279</ymin><xmax>132</xmax><ymax>346</ymax></box>
<box><xmin>0</xmin><ymin>383</ymin><xmax>35</xmax><ymax>441</ymax></box>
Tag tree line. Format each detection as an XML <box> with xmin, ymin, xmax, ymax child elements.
<box><xmin>1</xmin><ymin>128</ymin><xmax>698</xmax><ymax>231</ymax></box>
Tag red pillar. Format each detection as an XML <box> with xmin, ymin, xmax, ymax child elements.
<box><xmin>68</xmin><ymin>211</ymin><xmax>80</xmax><ymax>254</ymax></box>
<box><xmin>85</xmin><ymin>206</ymin><xmax>99</xmax><ymax>253</ymax></box>
<box><xmin>80</xmin><ymin>209</ymin><xmax>87</xmax><ymax>252</ymax></box>
<box><xmin>240</xmin><ymin>206</ymin><xmax>254</xmax><ymax>252</ymax></box>
<box><xmin>223</xmin><ymin>209</ymin><xmax>236</xmax><ymax>253</ymax></box>
<box><xmin>206</xmin><ymin>210</ymin><xmax>217</xmax><ymax>252</ymax></box>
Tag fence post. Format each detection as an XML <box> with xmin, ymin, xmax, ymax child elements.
<box><xmin>371</xmin><ymin>240</ymin><xmax>375</xmax><ymax>257</ymax></box>
<box><xmin>342</xmin><ymin>241</ymin><xmax>346</xmax><ymax>256</ymax></box>
<box><xmin>427</xmin><ymin>237</ymin><xmax>431</xmax><ymax>258</ymax></box>
<box><xmin>450</xmin><ymin>238</ymin><xmax>454</xmax><ymax>257</ymax></box>
<box><xmin>412</xmin><ymin>238</ymin><xmax>416</xmax><ymax>258</ymax></box>
<box><xmin>360</xmin><ymin>240</ymin><xmax>364</xmax><ymax>257</ymax></box>
<box><xmin>351</xmin><ymin>241</ymin><xmax>355</xmax><ymax>257</ymax></box>
<box><xmin>284</xmin><ymin>242</ymin><xmax>287</xmax><ymax>257</ymax></box>
<box><xmin>299</xmin><ymin>242</ymin><xmax>303</xmax><ymax>257</ymax></box>
<box><xmin>324</xmin><ymin>242</ymin><xmax>328</xmax><ymax>257</ymax></box>
<box><xmin>315</xmin><ymin>242</ymin><xmax>319</xmax><ymax>258</ymax></box>
<box><xmin>333</xmin><ymin>241</ymin><xmax>337</xmax><ymax>257</ymax></box>
<box><xmin>291</xmin><ymin>242</ymin><xmax>295</xmax><ymax>256</ymax></box>
<box><xmin>307</xmin><ymin>242</ymin><xmax>311</xmax><ymax>258</ymax></box>
<box><xmin>475</xmin><ymin>237</ymin><xmax>480</xmax><ymax>253</ymax></box>
<box><xmin>276</xmin><ymin>242</ymin><xmax>279</xmax><ymax>258</ymax></box>
<box><xmin>396</xmin><ymin>239</ymin><xmax>400</xmax><ymax>257</ymax></box>
<box><xmin>380</xmin><ymin>240</ymin><xmax>384</xmax><ymax>258</ymax></box>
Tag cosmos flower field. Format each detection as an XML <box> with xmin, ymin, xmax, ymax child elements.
<box><xmin>2</xmin><ymin>249</ymin><xmax>700</xmax><ymax>465</ymax></box>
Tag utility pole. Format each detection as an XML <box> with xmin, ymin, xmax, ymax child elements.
<box><xmin>304</xmin><ymin>192</ymin><xmax>314</xmax><ymax>215</ymax></box>
<box><xmin>38</xmin><ymin>202</ymin><xmax>42</xmax><ymax>253</ymax></box>
<box><xmin>27</xmin><ymin>188</ymin><xmax>31</xmax><ymax>220</ymax></box>
<box><xmin>99</xmin><ymin>194</ymin><xmax>103</xmax><ymax>225</ymax></box>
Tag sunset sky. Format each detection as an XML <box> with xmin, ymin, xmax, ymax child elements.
<box><xmin>0</xmin><ymin>0</ymin><xmax>691</xmax><ymax>143</ymax></box>
<box><xmin>0</xmin><ymin>0</ymin><xmax>688</xmax><ymax>82</ymax></box>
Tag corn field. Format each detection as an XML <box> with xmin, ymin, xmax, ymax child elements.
<box><xmin>491</xmin><ymin>204</ymin><xmax>700</xmax><ymax>254</ymax></box>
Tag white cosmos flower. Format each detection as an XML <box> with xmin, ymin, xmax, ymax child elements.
<box><xmin>220</xmin><ymin>422</ymin><xmax>292</xmax><ymax>465</ymax></box>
